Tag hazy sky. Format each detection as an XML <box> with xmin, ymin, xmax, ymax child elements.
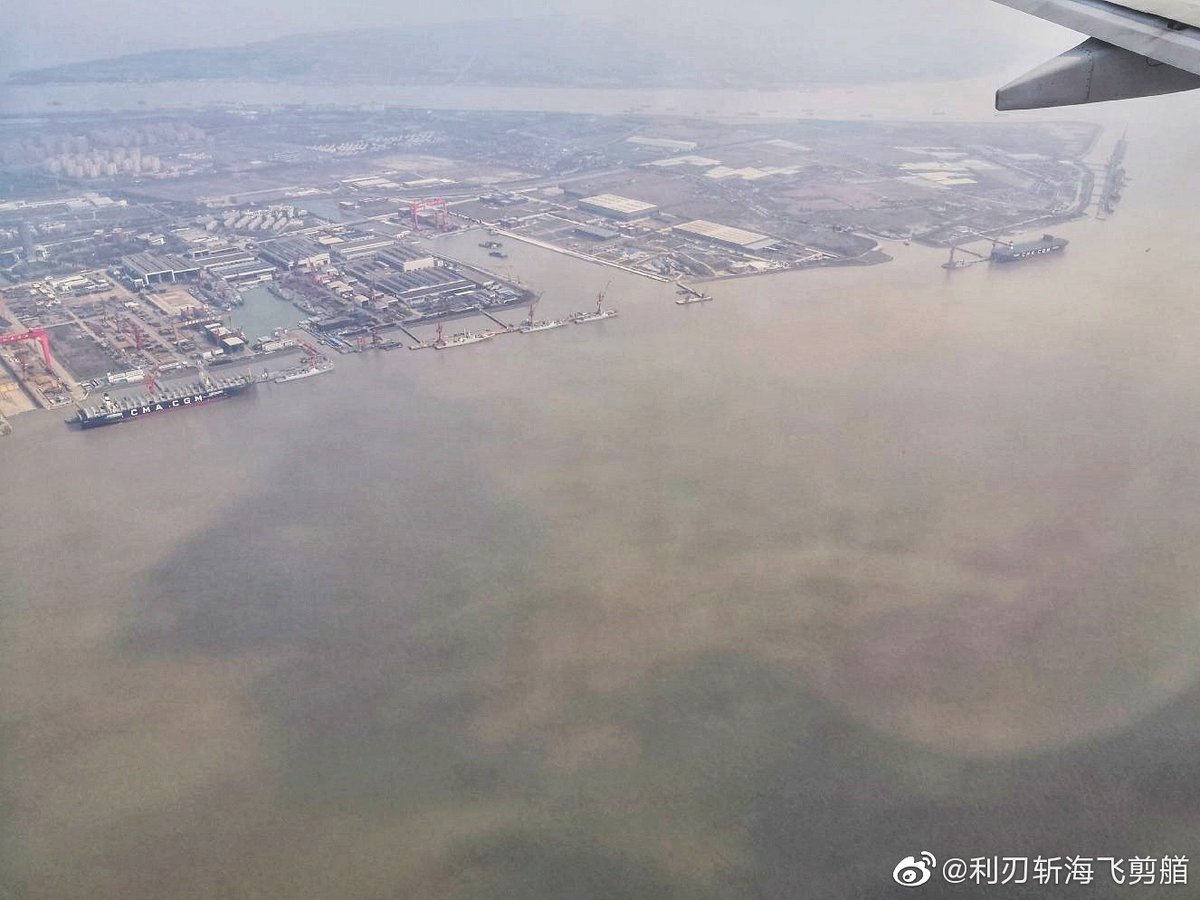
<box><xmin>4</xmin><ymin>0</ymin><xmax>1074</xmax><ymax>74</ymax></box>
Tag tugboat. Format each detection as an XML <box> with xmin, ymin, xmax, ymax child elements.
<box><xmin>572</xmin><ymin>282</ymin><xmax>618</xmax><ymax>324</ymax></box>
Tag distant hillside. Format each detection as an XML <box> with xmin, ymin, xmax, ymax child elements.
<box><xmin>10</xmin><ymin>15</ymin><xmax>1025</xmax><ymax>89</ymax></box>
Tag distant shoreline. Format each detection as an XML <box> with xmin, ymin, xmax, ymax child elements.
<box><xmin>0</xmin><ymin>76</ymin><xmax>1031</xmax><ymax>125</ymax></box>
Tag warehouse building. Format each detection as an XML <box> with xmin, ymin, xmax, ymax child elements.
<box><xmin>578</xmin><ymin>193</ymin><xmax>658</xmax><ymax>221</ymax></box>
<box><xmin>331</xmin><ymin>236</ymin><xmax>396</xmax><ymax>260</ymax></box>
<box><xmin>673</xmin><ymin>220</ymin><xmax>778</xmax><ymax>251</ymax></box>
<box><xmin>379</xmin><ymin>244</ymin><xmax>439</xmax><ymax>272</ymax></box>
<box><xmin>121</xmin><ymin>253</ymin><xmax>201</xmax><ymax>287</ymax></box>
<box><xmin>192</xmin><ymin>248</ymin><xmax>254</xmax><ymax>268</ymax></box>
<box><xmin>208</xmin><ymin>259</ymin><xmax>277</xmax><ymax>284</ymax></box>
<box><xmin>260</xmin><ymin>238</ymin><xmax>331</xmax><ymax>270</ymax></box>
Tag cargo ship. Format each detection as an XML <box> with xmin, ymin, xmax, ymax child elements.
<box><xmin>990</xmin><ymin>234</ymin><xmax>1068</xmax><ymax>263</ymax></box>
<box><xmin>67</xmin><ymin>375</ymin><xmax>255</xmax><ymax>429</ymax></box>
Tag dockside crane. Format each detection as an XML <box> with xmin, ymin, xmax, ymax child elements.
<box><xmin>526</xmin><ymin>292</ymin><xmax>543</xmax><ymax>327</ymax></box>
<box><xmin>943</xmin><ymin>243</ymin><xmax>989</xmax><ymax>270</ymax></box>
<box><xmin>0</xmin><ymin>328</ymin><xmax>54</xmax><ymax>369</ymax></box>
<box><xmin>596</xmin><ymin>280</ymin><xmax>612</xmax><ymax>314</ymax></box>
<box><xmin>298</xmin><ymin>340</ymin><xmax>323</xmax><ymax>366</ymax></box>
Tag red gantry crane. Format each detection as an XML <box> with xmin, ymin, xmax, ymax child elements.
<box><xmin>0</xmin><ymin>328</ymin><xmax>54</xmax><ymax>369</ymax></box>
<box><xmin>298</xmin><ymin>340</ymin><xmax>323</xmax><ymax>366</ymax></box>
<box><xmin>410</xmin><ymin>198</ymin><xmax>449</xmax><ymax>231</ymax></box>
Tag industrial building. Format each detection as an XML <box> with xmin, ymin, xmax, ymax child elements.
<box><xmin>121</xmin><ymin>253</ymin><xmax>201</xmax><ymax>287</ymax></box>
<box><xmin>186</xmin><ymin>242</ymin><xmax>243</xmax><ymax>261</ymax></box>
<box><xmin>46</xmin><ymin>273</ymin><xmax>107</xmax><ymax>294</ymax></box>
<box><xmin>331</xmin><ymin>236</ymin><xmax>396</xmax><ymax>260</ymax></box>
<box><xmin>207</xmin><ymin>259</ymin><xmax>277</xmax><ymax>284</ymax></box>
<box><xmin>379</xmin><ymin>244</ymin><xmax>439</xmax><ymax>273</ymax></box>
<box><xmin>342</xmin><ymin>259</ymin><xmax>472</xmax><ymax>307</ymax></box>
<box><xmin>259</xmin><ymin>238</ymin><xmax>331</xmax><ymax>270</ymax></box>
<box><xmin>578</xmin><ymin>194</ymin><xmax>658</xmax><ymax>221</ymax></box>
<box><xmin>673</xmin><ymin>220</ymin><xmax>778</xmax><ymax>251</ymax></box>
<box><xmin>193</xmin><ymin>249</ymin><xmax>256</xmax><ymax>270</ymax></box>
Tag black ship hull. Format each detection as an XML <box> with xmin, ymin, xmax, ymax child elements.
<box><xmin>991</xmin><ymin>234</ymin><xmax>1068</xmax><ymax>263</ymax></box>
<box><xmin>69</xmin><ymin>379</ymin><xmax>254</xmax><ymax>429</ymax></box>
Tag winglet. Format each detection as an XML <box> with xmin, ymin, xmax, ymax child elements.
<box><xmin>996</xmin><ymin>36</ymin><xmax>1200</xmax><ymax>108</ymax></box>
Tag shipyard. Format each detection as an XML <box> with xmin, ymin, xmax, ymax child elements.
<box><xmin>0</xmin><ymin>100</ymin><xmax>1128</xmax><ymax>435</ymax></box>
<box><xmin>6</xmin><ymin>4</ymin><xmax>1200</xmax><ymax>900</ymax></box>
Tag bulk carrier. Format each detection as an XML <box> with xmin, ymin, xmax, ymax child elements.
<box><xmin>67</xmin><ymin>374</ymin><xmax>255</xmax><ymax>429</ymax></box>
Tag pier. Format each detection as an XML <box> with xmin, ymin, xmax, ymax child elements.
<box><xmin>478</xmin><ymin>309</ymin><xmax>513</xmax><ymax>331</ymax></box>
<box><xmin>396</xmin><ymin>325</ymin><xmax>424</xmax><ymax>346</ymax></box>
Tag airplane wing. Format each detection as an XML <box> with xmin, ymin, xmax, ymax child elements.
<box><xmin>992</xmin><ymin>0</ymin><xmax>1200</xmax><ymax>108</ymax></box>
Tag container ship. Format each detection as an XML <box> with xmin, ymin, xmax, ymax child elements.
<box><xmin>67</xmin><ymin>375</ymin><xmax>255</xmax><ymax>429</ymax></box>
<box><xmin>990</xmin><ymin>234</ymin><xmax>1068</xmax><ymax>263</ymax></box>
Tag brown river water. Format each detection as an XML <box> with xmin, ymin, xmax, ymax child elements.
<box><xmin>3</xmin><ymin>81</ymin><xmax>1200</xmax><ymax>898</ymax></box>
